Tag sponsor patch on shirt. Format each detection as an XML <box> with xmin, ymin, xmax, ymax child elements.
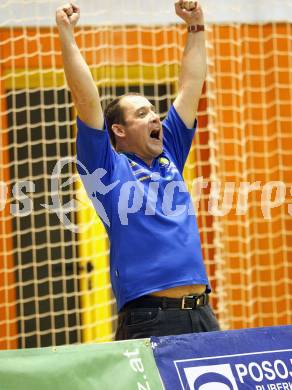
<box><xmin>159</xmin><ymin>157</ymin><xmax>170</xmax><ymax>166</ymax></box>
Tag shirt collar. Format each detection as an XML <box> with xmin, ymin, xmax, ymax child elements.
<box><xmin>120</xmin><ymin>151</ymin><xmax>165</xmax><ymax>168</ymax></box>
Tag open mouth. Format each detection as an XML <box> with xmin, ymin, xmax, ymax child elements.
<box><xmin>150</xmin><ymin>129</ymin><xmax>160</xmax><ymax>140</ymax></box>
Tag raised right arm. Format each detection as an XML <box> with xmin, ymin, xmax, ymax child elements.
<box><xmin>56</xmin><ymin>3</ymin><xmax>104</xmax><ymax>129</ymax></box>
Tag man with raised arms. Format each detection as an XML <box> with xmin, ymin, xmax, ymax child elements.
<box><xmin>56</xmin><ymin>1</ymin><xmax>220</xmax><ymax>340</ymax></box>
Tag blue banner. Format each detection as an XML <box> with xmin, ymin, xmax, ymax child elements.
<box><xmin>152</xmin><ymin>326</ymin><xmax>292</xmax><ymax>390</ymax></box>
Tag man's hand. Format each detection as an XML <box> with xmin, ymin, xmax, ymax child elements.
<box><xmin>56</xmin><ymin>2</ymin><xmax>80</xmax><ymax>30</ymax></box>
<box><xmin>175</xmin><ymin>1</ymin><xmax>204</xmax><ymax>25</ymax></box>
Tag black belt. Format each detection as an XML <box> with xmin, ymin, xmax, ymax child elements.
<box><xmin>122</xmin><ymin>293</ymin><xmax>209</xmax><ymax>311</ymax></box>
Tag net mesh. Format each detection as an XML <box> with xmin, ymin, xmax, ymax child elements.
<box><xmin>207</xmin><ymin>23</ymin><xmax>292</xmax><ymax>329</ymax></box>
<box><xmin>0</xmin><ymin>1</ymin><xmax>291</xmax><ymax>349</ymax></box>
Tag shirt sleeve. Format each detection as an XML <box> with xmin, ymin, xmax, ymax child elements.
<box><xmin>76</xmin><ymin>118</ymin><xmax>120</xmax><ymax>229</ymax></box>
<box><xmin>76</xmin><ymin>117</ymin><xmax>118</xmax><ymax>176</ymax></box>
<box><xmin>162</xmin><ymin>105</ymin><xmax>198</xmax><ymax>173</ymax></box>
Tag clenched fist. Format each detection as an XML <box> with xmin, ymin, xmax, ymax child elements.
<box><xmin>56</xmin><ymin>2</ymin><xmax>80</xmax><ymax>29</ymax></box>
<box><xmin>175</xmin><ymin>1</ymin><xmax>204</xmax><ymax>25</ymax></box>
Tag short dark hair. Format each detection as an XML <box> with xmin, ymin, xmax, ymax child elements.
<box><xmin>104</xmin><ymin>92</ymin><xmax>143</xmax><ymax>149</ymax></box>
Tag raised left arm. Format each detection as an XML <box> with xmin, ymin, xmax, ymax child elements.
<box><xmin>173</xmin><ymin>0</ymin><xmax>206</xmax><ymax>128</ymax></box>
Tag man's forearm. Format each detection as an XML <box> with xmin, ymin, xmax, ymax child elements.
<box><xmin>179</xmin><ymin>30</ymin><xmax>207</xmax><ymax>100</ymax></box>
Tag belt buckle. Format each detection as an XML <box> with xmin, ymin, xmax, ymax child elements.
<box><xmin>181</xmin><ymin>295</ymin><xmax>195</xmax><ymax>310</ymax></box>
<box><xmin>201</xmin><ymin>293</ymin><xmax>208</xmax><ymax>305</ymax></box>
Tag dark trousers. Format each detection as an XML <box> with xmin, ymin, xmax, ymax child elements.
<box><xmin>115</xmin><ymin>295</ymin><xmax>220</xmax><ymax>340</ymax></box>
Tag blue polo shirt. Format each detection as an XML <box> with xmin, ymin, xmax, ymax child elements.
<box><xmin>76</xmin><ymin>105</ymin><xmax>209</xmax><ymax>311</ymax></box>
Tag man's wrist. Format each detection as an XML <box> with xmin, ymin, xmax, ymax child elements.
<box><xmin>187</xmin><ymin>25</ymin><xmax>205</xmax><ymax>33</ymax></box>
<box><xmin>58</xmin><ymin>25</ymin><xmax>75</xmax><ymax>41</ymax></box>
